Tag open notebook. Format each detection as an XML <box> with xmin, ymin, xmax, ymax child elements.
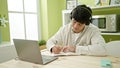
<box><xmin>41</xmin><ymin>49</ymin><xmax>79</xmax><ymax>57</ymax></box>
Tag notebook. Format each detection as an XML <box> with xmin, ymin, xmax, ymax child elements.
<box><xmin>13</xmin><ymin>39</ymin><xmax>58</xmax><ymax>65</ymax></box>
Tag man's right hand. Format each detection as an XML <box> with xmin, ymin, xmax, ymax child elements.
<box><xmin>51</xmin><ymin>45</ymin><xmax>62</xmax><ymax>54</ymax></box>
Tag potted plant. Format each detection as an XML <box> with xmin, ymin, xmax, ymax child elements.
<box><xmin>0</xmin><ymin>15</ymin><xmax>8</xmax><ymax>44</ymax></box>
<box><xmin>39</xmin><ymin>40</ymin><xmax>46</xmax><ymax>50</ymax></box>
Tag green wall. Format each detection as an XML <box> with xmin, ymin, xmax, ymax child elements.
<box><xmin>40</xmin><ymin>0</ymin><xmax>49</xmax><ymax>40</ymax></box>
<box><xmin>40</xmin><ymin>0</ymin><xmax>120</xmax><ymax>42</ymax></box>
<box><xmin>78</xmin><ymin>0</ymin><xmax>95</xmax><ymax>6</ymax></box>
<box><xmin>1</xmin><ymin>0</ymin><xmax>120</xmax><ymax>42</ymax></box>
<box><xmin>0</xmin><ymin>0</ymin><xmax>10</xmax><ymax>42</ymax></box>
<box><xmin>40</xmin><ymin>0</ymin><xmax>66</xmax><ymax>40</ymax></box>
<box><xmin>47</xmin><ymin>0</ymin><xmax>66</xmax><ymax>38</ymax></box>
<box><xmin>0</xmin><ymin>0</ymin><xmax>66</xmax><ymax>42</ymax></box>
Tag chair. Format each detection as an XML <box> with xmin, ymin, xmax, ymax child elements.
<box><xmin>0</xmin><ymin>45</ymin><xmax>17</xmax><ymax>63</ymax></box>
<box><xmin>106</xmin><ymin>41</ymin><xmax>120</xmax><ymax>57</ymax></box>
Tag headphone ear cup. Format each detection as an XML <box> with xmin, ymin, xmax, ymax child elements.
<box><xmin>89</xmin><ymin>16</ymin><xmax>92</xmax><ymax>23</ymax></box>
<box><xmin>70</xmin><ymin>12</ymin><xmax>72</xmax><ymax>20</ymax></box>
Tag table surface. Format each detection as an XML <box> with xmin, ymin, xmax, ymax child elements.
<box><xmin>0</xmin><ymin>55</ymin><xmax>120</xmax><ymax>68</ymax></box>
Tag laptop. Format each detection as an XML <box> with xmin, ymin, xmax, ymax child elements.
<box><xmin>13</xmin><ymin>39</ymin><xmax>58</xmax><ymax>65</ymax></box>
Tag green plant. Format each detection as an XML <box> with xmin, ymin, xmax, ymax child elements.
<box><xmin>39</xmin><ymin>40</ymin><xmax>46</xmax><ymax>46</ymax></box>
<box><xmin>0</xmin><ymin>14</ymin><xmax>8</xmax><ymax>27</ymax></box>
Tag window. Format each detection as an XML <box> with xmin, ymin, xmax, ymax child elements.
<box><xmin>7</xmin><ymin>0</ymin><xmax>41</xmax><ymax>44</ymax></box>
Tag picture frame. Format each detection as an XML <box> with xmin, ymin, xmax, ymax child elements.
<box><xmin>66</xmin><ymin>0</ymin><xmax>77</xmax><ymax>10</ymax></box>
<box><xmin>102</xmin><ymin>0</ymin><xmax>110</xmax><ymax>6</ymax></box>
<box><xmin>95</xmin><ymin>0</ymin><xmax>110</xmax><ymax>6</ymax></box>
<box><xmin>109</xmin><ymin>0</ymin><xmax>120</xmax><ymax>5</ymax></box>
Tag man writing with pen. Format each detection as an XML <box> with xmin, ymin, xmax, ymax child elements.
<box><xmin>46</xmin><ymin>4</ymin><xmax>106</xmax><ymax>56</ymax></box>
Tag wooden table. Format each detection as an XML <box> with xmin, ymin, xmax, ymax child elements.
<box><xmin>0</xmin><ymin>55</ymin><xmax>120</xmax><ymax>68</ymax></box>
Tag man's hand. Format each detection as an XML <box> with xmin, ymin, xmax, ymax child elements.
<box><xmin>51</xmin><ymin>45</ymin><xmax>63</xmax><ymax>54</ymax></box>
<box><xmin>51</xmin><ymin>45</ymin><xmax>76</xmax><ymax>54</ymax></box>
<box><xmin>62</xmin><ymin>46</ymin><xmax>76</xmax><ymax>53</ymax></box>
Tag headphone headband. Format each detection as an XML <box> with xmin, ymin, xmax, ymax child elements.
<box><xmin>80</xmin><ymin>7</ymin><xmax>92</xmax><ymax>15</ymax></box>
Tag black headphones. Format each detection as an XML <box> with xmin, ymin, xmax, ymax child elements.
<box><xmin>70</xmin><ymin>5</ymin><xmax>92</xmax><ymax>24</ymax></box>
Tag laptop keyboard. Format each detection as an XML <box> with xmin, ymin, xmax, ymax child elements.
<box><xmin>42</xmin><ymin>55</ymin><xmax>57</xmax><ymax>64</ymax></box>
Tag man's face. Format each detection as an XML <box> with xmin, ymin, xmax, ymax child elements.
<box><xmin>71</xmin><ymin>18</ymin><xmax>85</xmax><ymax>33</ymax></box>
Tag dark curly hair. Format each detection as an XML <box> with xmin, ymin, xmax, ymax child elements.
<box><xmin>70</xmin><ymin>4</ymin><xmax>92</xmax><ymax>25</ymax></box>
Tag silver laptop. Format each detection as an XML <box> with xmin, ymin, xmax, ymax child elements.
<box><xmin>13</xmin><ymin>39</ymin><xmax>58</xmax><ymax>65</ymax></box>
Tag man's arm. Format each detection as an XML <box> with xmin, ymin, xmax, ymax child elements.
<box><xmin>75</xmin><ymin>30</ymin><xmax>107</xmax><ymax>56</ymax></box>
<box><xmin>46</xmin><ymin>27</ymin><xmax>63</xmax><ymax>53</ymax></box>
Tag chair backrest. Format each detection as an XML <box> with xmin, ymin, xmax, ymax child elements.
<box><xmin>106</xmin><ymin>41</ymin><xmax>120</xmax><ymax>57</ymax></box>
<box><xmin>0</xmin><ymin>45</ymin><xmax>17</xmax><ymax>63</ymax></box>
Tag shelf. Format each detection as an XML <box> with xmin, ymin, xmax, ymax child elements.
<box><xmin>0</xmin><ymin>42</ymin><xmax>11</xmax><ymax>47</ymax></box>
<box><xmin>101</xmin><ymin>33</ymin><xmax>120</xmax><ymax>35</ymax></box>
<box><xmin>92</xmin><ymin>5</ymin><xmax>120</xmax><ymax>10</ymax></box>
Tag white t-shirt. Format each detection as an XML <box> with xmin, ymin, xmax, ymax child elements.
<box><xmin>72</xmin><ymin>32</ymin><xmax>81</xmax><ymax>45</ymax></box>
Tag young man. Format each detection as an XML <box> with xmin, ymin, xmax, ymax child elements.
<box><xmin>46</xmin><ymin>5</ymin><xmax>106</xmax><ymax>56</ymax></box>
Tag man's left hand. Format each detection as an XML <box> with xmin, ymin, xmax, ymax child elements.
<box><xmin>61</xmin><ymin>46</ymin><xmax>76</xmax><ymax>53</ymax></box>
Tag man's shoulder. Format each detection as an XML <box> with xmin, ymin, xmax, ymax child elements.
<box><xmin>61</xmin><ymin>23</ymin><xmax>72</xmax><ymax>30</ymax></box>
<box><xmin>88</xmin><ymin>23</ymin><xmax>99</xmax><ymax>30</ymax></box>
<box><xmin>86</xmin><ymin>23</ymin><xmax>101</xmax><ymax>33</ymax></box>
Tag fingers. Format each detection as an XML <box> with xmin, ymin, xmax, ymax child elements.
<box><xmin>62</xmin><ymin>46</ymin><xmax>76</xmax><ymax>53</ymax></box>
<box><xmin>69</xmin><ymin>46</ymin><xmax>76</xmax><ymax>52</ymax></box>
<box><xmin>61</xmin><ymin>46</ymin><xmax>69</xmax><ymax>53</ymax></box>
<box><xmin>52</xmin><ymin>46</ymin><xmax>62</xmax><ymax>54</ymax></box>
<box><xmin>52</xmin><ymin>45</ymin><xmax>76</xmax><ymax>54</ymax></box>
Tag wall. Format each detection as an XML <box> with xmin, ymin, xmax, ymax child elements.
<box><xmin>47</xmin><ymin>0</ymin><xmax>66</xmax><ymax>38</ymax></box>
<box><xmin>40</xmin><ymin>0</ymin><xmax>49</xmax><ymax>40</ymax></box>
<box><xmin>40</xmin><ymin>0</ymin><xmax>66</xmax><ymax>40</ymax></box>
<box><xmin>0</xmin><ymin>0</ymin><xmax>66</xmax><ymax>42</ymax></box>
<box><xmin>1</xmin><ymin>0</ymin><xmax>120</xmax><ymax>42</ymax></box>
<box><xmin>78</xmin><ymin>0</ymin><xmax>95</xmax><ymax>6</ymax></box>
<box><xmin>40</xmin><ymin>0</ymin><xmax>120</xmax><ymax>41</ymax></box>
<box><xmin>0</xmin><ymin>0</ymin><xmax>10</xmax><ymax>42</ymax></box>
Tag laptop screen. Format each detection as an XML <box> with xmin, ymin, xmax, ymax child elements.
<box><xmin>13</xmin><ymin>39</ymin><xmax>43</xmax><ymax>64</ymax></box>
<box><xmin>13</xmin><ymin>39</ymin><xmax>57</xmax><ymax>65</ymax></box>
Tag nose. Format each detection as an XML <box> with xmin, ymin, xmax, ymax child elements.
<box><xmin>73</xmin><ymin>23</ymin><xmax>79</xmax><ymax>28</ymax></box>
